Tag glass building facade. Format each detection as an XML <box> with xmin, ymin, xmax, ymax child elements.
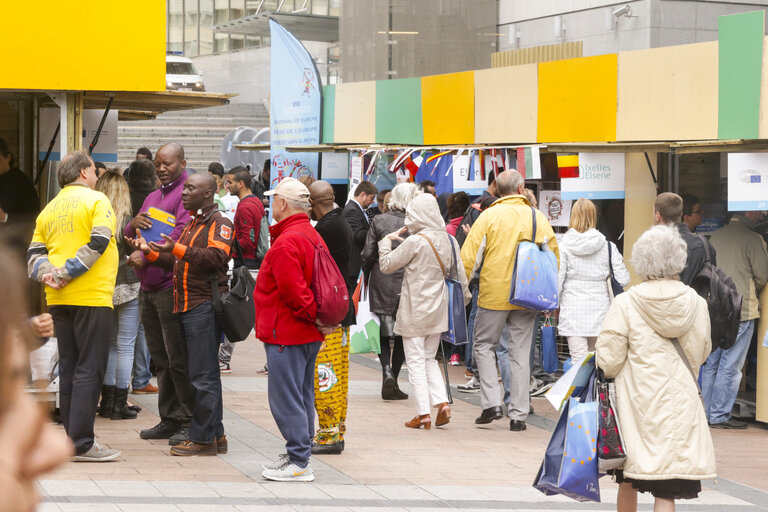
<box><xmin>167</xmin><ymin>0</ymin><xmax>340</xmax><ymax>57</ymax></box>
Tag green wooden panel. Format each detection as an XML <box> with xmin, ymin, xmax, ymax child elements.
<box><xmin>375</xmin><ymin>78</ymin><xmax>423</xmax><ymax>144</ymax></box>
<box><xmin>718</xmin><ymin>10</ymin><xmax>764</xmax><ymax>139</ymax></box>
<box><xmin>322</xmin><ymin>85</ymin><xmax>335</xmax><ymax>144</ymax></box>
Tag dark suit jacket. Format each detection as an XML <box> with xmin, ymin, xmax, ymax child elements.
<box><xmin>342</xmin><ymin>199</ymin><xmax>370</xmax><ymax>284</ymax></box>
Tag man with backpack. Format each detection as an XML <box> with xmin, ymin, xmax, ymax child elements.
<box><xmin>706</xmin><ymin>211</ymin><xmax>768</xmax><ymax>429</ymax></box>
<box><xmin>308</xmin><ymin>180</ymin><xmax>356</xmax><ymax>455</ymax></box>
<box><xmin>218</xmin><ymin>167</ymin><xmax>266</xmax><ymax>373</ymax></box>
<box><xmin>254</xmin><ymin>177</ymin><xmax>338</xmax><ymax>481</ymax></box>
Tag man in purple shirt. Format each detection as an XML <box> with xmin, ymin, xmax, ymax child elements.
<box><xmin>126</xmin><ymin>143</ymin><xmax>196</xmax><ymax>445</ymax></box>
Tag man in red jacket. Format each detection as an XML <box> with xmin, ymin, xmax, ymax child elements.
<box><xmin>254</xmin><ymin>177</ymin><xmax>335</xmax><ymax>482</ymax></box>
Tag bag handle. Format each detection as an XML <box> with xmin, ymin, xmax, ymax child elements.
<box><xmin>418</xmin><ymin>233</ymin><xmax>447</xmax><ymax>276</ymax></box>
<box><xmin>670</xmin><ymin>337</ymin><xmax>704</xmax><ymax>402</ymax></box>
<box><xmin>529</xmin><ymin>206</ymin><xmax>537</xmax><ymax>244</ymax></box>
<box><xmin>607</xmin><ymin>241</ymin><xmax>616</xmax><ymax>280</ymax></box>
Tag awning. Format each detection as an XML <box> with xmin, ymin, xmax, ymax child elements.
<box><xmin>214</xmin><ymin>12</ymin><xmax>339</xmax><ymax>43</ymax></box>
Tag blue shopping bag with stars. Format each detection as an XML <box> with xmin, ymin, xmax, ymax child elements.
<box><xmin>534</xmin><ymin>394</ymin><xmax>600</xmax><ymax>502</ymax></box>
<box><xmin>508</xmin><ymin>206</ymin><xmax>559</xmax><ymax>312</ymax></box>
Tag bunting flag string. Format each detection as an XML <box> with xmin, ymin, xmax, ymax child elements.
<box><xmin>557</xmin><ymin>154</ymin><xmax>580</xmax><ymax>178</ymax></box>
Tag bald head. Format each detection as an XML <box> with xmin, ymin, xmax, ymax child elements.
<box><xmin>154</xmin><ymin>142</ymin><xmax>186</xmax><ymax>185</ymax></box>
<box><xmin>496</xmin><ymin>170</ymin><xmax>525</xmax><ymax>197</ymax></box>
<box><xmin>309</xmin><ymin>180</ymin><xmax>336</xmax><ymax>221</ymax></box>
<box><xmin>181</xmin><ymin>172</ymin><xmax>217</xmax><ymax>211</ymax></box>
<box><xmin>190</xmin><ymin>171</ymin><xmax>218</xmax><ymax>193</ymax></box>
<box><xmin>157</xmin><ymin>142</ymin><xmax>185</xmax><ymax>161</ymax></box>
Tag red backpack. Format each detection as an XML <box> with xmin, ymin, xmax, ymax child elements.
<box><xmin>296</xmin><ymin>232</ymin><xmax>350</xmax><ymax>326</ymax></box>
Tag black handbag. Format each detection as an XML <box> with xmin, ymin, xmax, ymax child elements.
<box><xmin>607</xmin><ymin>242</ymin><xmax>624</xmax><ymax>300</ymax></box>
<box><xmin>210</xmin><ymin>238</ymin><xmax>256</xmax><ymax>342</ymax></box>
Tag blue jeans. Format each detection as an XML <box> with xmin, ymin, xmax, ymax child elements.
<box><xmin>701</xmin><ymin>319</ymin><xmax>754</xmax><ymax>424</ymax></box>
<box><xmin>465</xmin><ymin>283</ymin><xmax>479</xmax><ymax>375</ymax></box>
<box><xmin>132</xmin><ymin>321</ymin><xmax>151</xmax><ymax>389</ymax></box>
<box><xmin>105</xmin><ymin>299</ymin><xmax>139</xmax><ymax>389</ymax></box>
<box><xmin>180</xmin><ymin>300</ymin><xmax>224</xmax><ymax>444</ymax></box>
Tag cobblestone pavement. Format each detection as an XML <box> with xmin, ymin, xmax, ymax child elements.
<box><xmin>38</xmin><ymin>339</ymin><xmax>768</xmax><ymax>511</ymax></box>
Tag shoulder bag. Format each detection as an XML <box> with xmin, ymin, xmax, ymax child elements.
<box><xmin>508</xmin><ymin>206</ymin><xmax>559</xmax><ymax>311</ymax></box>
<box><xmin>210</xmin><ymin>237</ymin><xmax>256</xmax><ymax>342</ymax></box>
<box><xmin>607</xmin><ymin>242</ymin><xmax>624</xmax><ymax>300</ymax></box>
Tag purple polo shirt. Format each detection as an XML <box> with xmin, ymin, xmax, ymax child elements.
<box><xmin>125</xmin><ymin>170</ymin><xmax>191</xmax><ymax>292</ymax></box>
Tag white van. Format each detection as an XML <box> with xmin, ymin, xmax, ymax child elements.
<box><xmin>166</xmin><ymin>55</ymin><xmax>205</xmax><ymax>92</ymax></box>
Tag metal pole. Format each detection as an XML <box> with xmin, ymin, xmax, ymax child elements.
<box><xmin>88</xmin><ymin>95</ymin><xmax>114</xmax><ymax>156</ymax></box>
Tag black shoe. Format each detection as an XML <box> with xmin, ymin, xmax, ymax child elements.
<box><xmin>140</xmin><ymin>420</ymin><xmax>181</xmax><ymax>440</ymax></box>
<box><xmin>381</xmin><ymin>365</ymin><xmax>397</xmax><ymax>400</ymax></box>
<box><xmin>475</xmin><ymin>406</ymin><xmax>503</xmax><ymax>424</ymax></box>
<box><xmin>710</xmin><ymin>418</ymin><xmax>748</xmax><ymax>429</ymax></box>
<box><xmin>311</xmin><ymin>440</ymin><xmax>344</xmax><ymax>454</ymax></box>
<box><xmin>111</xmin><ymin>387</ymin><xmax>137</xmax><ymax>420</ymax></box>
<box><xmin>98</xmin><ymin>385</ymin><xmax>116</xmax><ymax>418</ymax></box>
<box><xmin>169</xmin><ymin>425</ymin><xmax>191</xmax><ymax>446</ymax></box>
<box><xmin>510</xmin><ymin>419</ymin><xmax>527</xmax><ymax>431</ymax></box>
<box><xmin>390</xmin><ymin>384</ymin><xmax>409</xmax><ymax>400</ymax></box>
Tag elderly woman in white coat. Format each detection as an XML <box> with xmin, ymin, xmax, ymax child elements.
<box><xmin>558</xmin><ymin>198</ymin><xmax>630</xmax><ymax>364</ymax></box>
<box><xmin>596</xmin><ymin>225</ymin><xmax>715</xmax><ymax>512</ymax></box>
<box><xmin>378</xmin><ymin>193</ymin><xmax>470</xmax><ymax>430</ymax></box>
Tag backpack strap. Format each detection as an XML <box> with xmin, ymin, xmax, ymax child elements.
<box><xmin>418</xmin><ymin>233</ymin><xmax>447</xmax><ymax>276</ymax></box>
<box><xmin>696</xmin><ymin>233</ymin><xmax>712</xmax><ymax>263</ymax></box>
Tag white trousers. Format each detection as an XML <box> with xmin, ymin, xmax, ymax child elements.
<box><xmin>567</xmin><ymin>336</ymin><xmax>596</xmax><ymax>365</ymax></box>
<box><xmin>403</xmin><ymin>333</ymin><xmax>448</xmax><ymax>415</ymax></box>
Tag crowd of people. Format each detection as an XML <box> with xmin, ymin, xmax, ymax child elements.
<box><xmin>4</xmin><ymin>137</ymin><xmax>766</xmax><ymax>510</ymax></box>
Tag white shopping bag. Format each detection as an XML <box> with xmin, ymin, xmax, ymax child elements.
<box><xmin>349</xmin><ymin>276</ymin><xmax>381</xmax><ymax>355</ymax></box>
<box><xmin>545</xmin><ymin>352</ymin><xmax>595</xmax><ymax>411</ymax></box>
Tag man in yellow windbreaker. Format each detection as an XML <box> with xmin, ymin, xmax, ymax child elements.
<box><xmin>460</xmin><ymin>170</ymin><xmax>559</xmax><ymax>432</ymax></box>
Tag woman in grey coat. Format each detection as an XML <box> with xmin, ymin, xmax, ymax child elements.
<box><xmin>362</xmin><ymin>183</ymin><xmax>421</xmax><ymax>400</ymax></box>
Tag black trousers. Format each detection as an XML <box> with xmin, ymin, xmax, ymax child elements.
<box><xmin>378</xmin><ymin>335</ymin><xmax>405</xmax><ymax>378</ymax></box>
<box><xmin>139</xmin><ymin>287</ymin><xmax>194</xmax><ymax>424</ymax></box>
<box><xmin>51</xmin><ymin>305</ymin><xmax>112</xmax><ymax>455</ymax></box>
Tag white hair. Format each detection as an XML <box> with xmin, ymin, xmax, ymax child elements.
<box><xmin>387</xmin><ymin>182</ymin><xmax>422</xmax><ymax>211</ymax></box>
<box><xmin>285</xmin><ymin>197</ymin><xmax>310</xmax><ymax>211</ymax></box>
<box><xmin>496</xmin><ymin>169</ymin><xmax>524</xmax><ymax>196</ymax></box>
<box><xmin>631</xmin><ymin>225</ymin><xmax>687</xmax><ymax>281</ymax></box>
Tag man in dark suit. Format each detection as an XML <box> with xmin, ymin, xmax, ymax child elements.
<box><xmin>342</xmin><ymin>181</ymin><xmax>378</xmax><ymax>284</ymax></box>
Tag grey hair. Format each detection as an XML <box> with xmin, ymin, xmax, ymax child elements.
<box><xmin>285</xmin><ymin>197</ymin><xmax>311</xmax><ymax>212</ymax></box>
<box><xmin>631</xmin><ymin>225</ymin><xmax>687</xmax><ymax>281</ymax></box>
<box><xmin>58</xmin><ymin>150</ymin><xmax>93</xmax><ymax>188</ymax></box>
<box><xmin>495</xmin><ymin>169</ymin><xmax>524</xmax><ymax>197</ymax></box>
<box><xmin>387</xmin><ymin>182</ymin><xmax>422</xmax><ymax>211</ymax></box>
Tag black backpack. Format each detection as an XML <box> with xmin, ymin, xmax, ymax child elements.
<box><xmin>689</xmin><ymin>235</ymin><xmax>742</xmax><ymax>351</ymax></box>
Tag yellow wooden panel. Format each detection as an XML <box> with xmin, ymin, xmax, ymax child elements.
<box><xmin>421</xmin><ymin>71</ymin><xmax>474</xmax><ymax>145</ymax></box>
<box><xmin>758</xmin><ymin>37</ymin><xmax>768</xmax><ymax>139</ymax></box>
<box><xmin>623</xmin><ymin>152</ymin><xmax>657</xmax><ymax>286</ymax></box>
<box><xmin>2</xmin><ymin>1</ymin><xmax>165</xmax><ymax>91</ymax></box>
<box><xmin>537</xmin><ymin>54</ymin><xmax>617</xmax><ymax>143</ymax></box>
<box><xmin>334</xmin><ymin>81</ymin><xmax>376</xmax><ymax>143</ymax></box>
<box><xmin>617</xmin><ymin>42</ymin><xmax>718</xmax><ymax>141</ymax></box>
<box><xmin>475</xmin><ymin>65</ymin><xmax>537</xmax><ymax>143</ymax></box>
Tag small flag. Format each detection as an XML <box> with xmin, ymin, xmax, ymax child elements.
<box><xmin>478</xmin><ymin>149</ymin><xmax>486</xmax><ymax>181</ymax></box>
<box><xmin>557</xmin><ymin>154</ymin><xmax>580</xmax><ymax>178</ymax></box>
<box><xmin>388</xmin><ymin>149</ymin><xmax>414</xmax><ymax>173</ymax></box>
<box><xmin>516</xmin><ymin>146</ymin><xmax>542</xmax><ymax>180</ymax></box>
<box><xmin>405</xmin><ymin>152</ymin><xmax>423</xmax><ymax>181</ymax></box>
<box><xmin>468</xmin><ymin>150</ymin><xmax>476</xmax><ymax>181</ymax></box>
<box><xmin>426</xmin><ymin>150</ymin><xmax>452</xmax><ymax>164</ymax></box>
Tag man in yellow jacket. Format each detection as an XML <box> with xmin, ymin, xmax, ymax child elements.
<box><xmin>460</xmin><ymin>170</ymin><xmax>559</xmax><ymax>431</ymax></box>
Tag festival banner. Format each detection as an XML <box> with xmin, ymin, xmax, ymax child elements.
<box><xmin>269</xmin><ymin>19</ymin><xmax>322</xmax><ymax>188</ymax></box>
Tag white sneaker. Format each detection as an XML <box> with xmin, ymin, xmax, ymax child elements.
<box><xmin>261</xmin><ymin>458</ymin><xmax>314</xmax><ymax>482</ymax></box>
<box><xmin>261</xmin><ymin>453</ymin><xmax>289</xmax><ymax>470</ymax></box>
<box><xmin>458</xmin><ymin>376</ymin><xmax>480</xmax><ymax>393</ymax></box>
<box><xmin>73</xmin><ymin>442</ymin><xmax>121</xmax><ymax>462</ymax></box>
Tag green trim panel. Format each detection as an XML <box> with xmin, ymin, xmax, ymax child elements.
<box><xmin>322</xmin><ymin>85</ymin><xmax>335</xmax><ymax>144</ymax></box>
<box><xmin>375</xmin><ymin>78</ymin><xmax>424</xmax><ymax>144</ymax></box>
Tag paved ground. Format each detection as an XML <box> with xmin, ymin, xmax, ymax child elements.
<box><xmin>38</xmin><ymin>339</ymin><xmax>768</xmax><ymax>511</ymax></box>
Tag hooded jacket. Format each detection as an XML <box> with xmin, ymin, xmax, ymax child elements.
<box><xmin>460</xmin><ymin>194</ymin><xmax>559</xmax><ymax>310</ymax></box>
<box><xmin>558</xmin><ymin>228</ymin><xmax>630</xmax><ymax>336</ymax></box>
<box><xmin>378</xmin><ymin>194</ymin><xmax>470</xmax><ymax>338</ymax></box>
<box><xmin>253</xmin><ymin>213</ymin><xmax>323</xmax><ymax>345</ymax></box>
<box><xmin>596</xmin><ymin>279</ymin><xmax>716</xmax><ymax>481</ymax></box>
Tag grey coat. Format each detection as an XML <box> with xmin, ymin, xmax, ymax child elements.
<box><xmin>361</xmin><ymin>209</ymin><xmax>407</xmax><ymax>315</ymax></box>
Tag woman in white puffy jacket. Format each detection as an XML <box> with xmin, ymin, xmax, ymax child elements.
<box><xmin>557</xmin><ymin>199</ymin><xmax>630</xmax><ymax>363</ymax></box>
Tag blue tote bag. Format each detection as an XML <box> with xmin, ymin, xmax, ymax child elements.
<box><xmin>419</xmin><ymin>234</ymin><xmax>468</xmax><ymax>345</ymax></box>
<box><xmin>509</xmin><ymin>206</ymin><xmax>559</xmax><ymax>312</ymax></box>
<box><xmin>540</xmin><ymin>316</ymin><xmax>558</xmax><ymax>374</ymax></box>
<box><xmin>534</xmin><ymin>372</ymin><xmax>600</xmax><ymax>503</ymax></box>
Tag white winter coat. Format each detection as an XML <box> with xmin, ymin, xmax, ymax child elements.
<box><xmin>378</xmin><ymin>194</ymin><xmax>471</xmax><ymax>338</ymax></box>
<box><xmin>596</xmin><ymin>279</ymin><xmax>716</xmax><ymax>481</ymax></box>
<box><xmin>557</xmin><ymin>228</ymin><xmax>630</xmax><ymax>336</ymax></box>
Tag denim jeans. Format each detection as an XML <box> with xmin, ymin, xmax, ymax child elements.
<box><xmin>701</xmin><ymin>319</ymin><xmax>755</xmax><ymax>424</ymax></box>
<box><xmin>105</xmin><ymin>299</ymin><xmax>140</xmax><ymax>389</ymax></box>
<box><xmin>465</xmin><ymin>282</ymin><xmax>480</xmax><ymax>375</ymax></box>
<box><xmin>132</xmin><ymin>322</ymin><xmax>151</xmax><ymax>389</ymax></box>
<box><xmin>180</xmin><ymin>300</ymin><xmax>224</xmax><ymax>444</ymax></box>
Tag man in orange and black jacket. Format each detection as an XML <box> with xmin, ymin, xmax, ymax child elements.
<box><xmin>134</xmin><ymin>172</ymin><xmax>233</xmax><ymax>457</ymax></box>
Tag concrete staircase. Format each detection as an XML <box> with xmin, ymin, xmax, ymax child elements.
<box><xmin>117</xmin><ymin>103</ymin><xmax>269</xmax><ymax>171</ymax></box>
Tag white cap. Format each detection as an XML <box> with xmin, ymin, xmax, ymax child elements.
<box><xmin>264</xmin><ymin>177</ymin><xmax>311</xmax><ymax>201</ymax></box>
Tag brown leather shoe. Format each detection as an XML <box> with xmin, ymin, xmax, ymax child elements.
<box><xmin>216</xmin><ymin>435</ymin><xmax>228</xmax><ymax>454</ymax></box>
<box><xmin>435</xmin><ymin>403</ymin><xmax>451</xmax><ymax>427</ymax></box>
<box><xmin>405</xmin><ymin>414</ymin><xmax>431</xmax><ymax>430</ymax></box>
<box><xmin>132</xmin><ymin>383</ymin><xmax>159</xmax><ymax>394</ymax></box>
<box><xmin>170</xmin><ymin>440</ymin><xmax>217</xmax><ymax>456</ymax></box>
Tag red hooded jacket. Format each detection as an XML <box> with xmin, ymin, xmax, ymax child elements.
<box><xmin>254</xmin><ymin>213</ymin><xmax>323</xmax><ymax>345</ymax></box>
